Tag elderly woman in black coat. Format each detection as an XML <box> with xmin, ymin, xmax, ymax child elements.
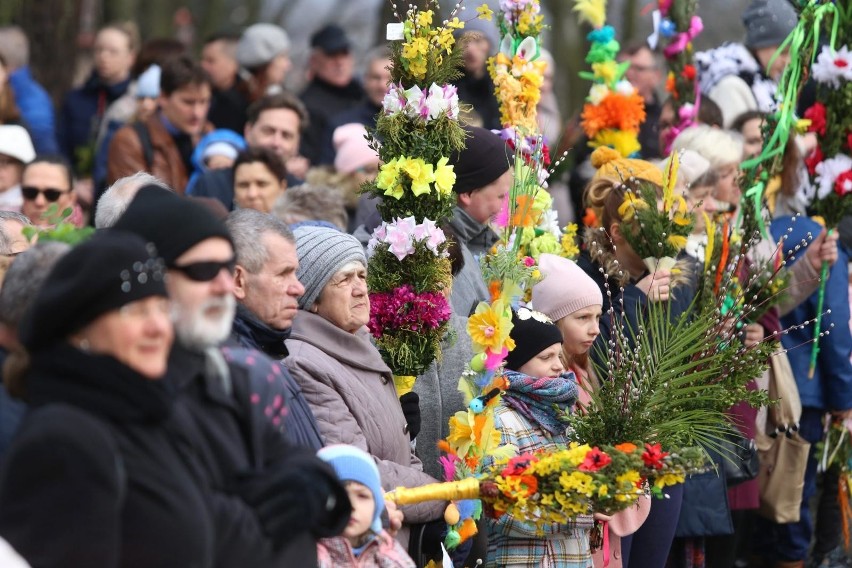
<box><xmin>0</xmin><ymin>231</ymin><xmax>218</xmax><ymax>568</ymax></box>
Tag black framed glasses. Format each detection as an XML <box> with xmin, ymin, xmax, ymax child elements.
<box><xmin>171</xmin><ymin>258</ymin><xmax>236</xmax><ymax>282</ymax></box>
<box><xmin>21</xmin><ymin>186</ymin><xmax>69</xmax><ymax>203</ymax></box>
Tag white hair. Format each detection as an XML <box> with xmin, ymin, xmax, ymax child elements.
<box><xmin>95</xmin><ymin>172</ymin><xmax>172</xmax><ymax>228</ymax></box>
<box><xmin>671</xmin><ymin>125</ymin><xmax>744</xmax><ymax>168</ymax></box>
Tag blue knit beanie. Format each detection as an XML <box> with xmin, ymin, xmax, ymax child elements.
<box><xmin>317</xmin><ymin>445</ymin><xmax>384</xmax><ymax>534</ymax></box>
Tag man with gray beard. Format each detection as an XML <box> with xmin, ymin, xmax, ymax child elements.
<box><xmin>113</xmin><ymin>185</ymin><xmax>348</xmax><ymax>566</ymax></box>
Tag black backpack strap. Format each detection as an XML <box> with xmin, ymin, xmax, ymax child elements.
<box><xmin>131</xmin><ymin>121</ymin><xmax>154</xmax><ymax>171</ymax></box>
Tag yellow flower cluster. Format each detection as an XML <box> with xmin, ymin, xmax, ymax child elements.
<box><xmin>490</xmin><ymin>54</ymin><xmax>546</xmax><ymax>131</ymax></box>
<box><xmin>400</xmin><ymin>10</ymin><xmax>463</xmax><ymax>81</ymax></box>
<box><xmin>376</xmin><ymin>156</ymin><xmax>456</xmax><ymax>200</ymax></box>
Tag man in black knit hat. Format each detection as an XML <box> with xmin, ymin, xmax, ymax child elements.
<box><xmin>113</xmin><ymin>186</ymin><xmax>348</xmax><ymax>566</ymax></box>
<box><xmin>446</xmin><ymin>126</ymin><xmax>512</xmax><ymax>316</ymax></box>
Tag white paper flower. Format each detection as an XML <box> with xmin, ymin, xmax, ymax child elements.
<box><xmin>425</xmin><ymin>83</ymin><xmax>449</xmax><ymax>121</ymax></box>
<box><xmin>614</xmin><ymin>80</ymin><xmax>636</xmax><ymax>96</ymax></box>
<box><xmin>588</xmin><ymin>84</ymin><xmax>610</xmax><ymax>106</ymax></box>
<box><xmin>382</xmin><ymin>84</ymin><xmax>404</xmax><ymax>115</ymax></box>
<box><xmin>815</xmin><ymin>153</ymin><xmax>852</xmax><ymax>199</ymax></box>
<box><xmin>403</xmin><ymin>85</ymin><xmax>424</xmax><ymax>119</ymax></box>
<box><xmin>812</xmin><ymin>45</ymin><xmax>852</xmax><ymax>89</ymax></box>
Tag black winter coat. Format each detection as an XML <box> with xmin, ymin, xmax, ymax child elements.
<box><xmin>0</xmin><ymin>344</ymin><xmax>217</xmax><ymax>568</ymax></box>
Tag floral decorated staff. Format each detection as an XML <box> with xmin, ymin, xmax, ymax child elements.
<box><xmin>647</xmin><ymin>0</ymin><xmax>703</xmax><ymax>154</ymax></box>
<box><xmin>575</xmin><ymin>0</ymin><xmax>646</xmax><ymax>157</ymax></box>
<box><xmin>364</xmin><ymin>1</ymin><xmax>493</xmax><ymax>394</ymax></box>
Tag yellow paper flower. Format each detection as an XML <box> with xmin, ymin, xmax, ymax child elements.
<box><xmin>416</xmin><ymin>9</ymin><xmax>433</xmax><ymax>28</ymax></box>
<box><xmin>400</xmin><ymin>157</ymin><xmax>435</xmax><ymax>197</ymax></box>
<box><xmin>592</xmin><ymin>61</ymin><xmax>619</xmax><ymax>86</ymax></box>
<box><xmin>376</xmin><ymin>158</ymin><xmax>404</xmax><ymax>200</ymax></box>
<box><xmin>402</xmin><ymin>37</ymin><xmax>428</xmax><ymax>60</ymax></box>
<box><xmin>447</xmin><ymin>410</ymin><xmax>476</xmax><ymax>457</ymax></box>
<box><xmin>476</xmin><ymin>4</ymin><xmax>494</xmax><ymax>21</ymax></box>
<box><xmin>446</xmin><ymin>16</ymin><xmax>464</xmax><ymax>29</ymax></box>
<box><xmin>654</xmin><ymin>472</ymin><xmax>685</xmax><ymax>489</ymax></box>
<box><xmin>434</xmin><ymin>156</ymin><xmax>456</xmax><ymax>195</ymax></box>
<box><xmin>591</xmin><ymin>129</ymin><xmax>642</xmax><ymax>158</ymax></box>
<box><xmin>468</xmin><ymin>299</ymin><xmax>515</xmax><ymax>353</ymax></box>
<box><xmin>618</xmin><ymin>191</ymin><xmax>649</xmax><ymax>222</ymax></box>
<box><xmin>573</xmin><ymin>0</ymin><xmax>607</xmax><ymax>28</ymax></box>
<box><xmin>667</xmin><ymin>234</ymin><xmax>688</xmax><ymax>250</ymax></box>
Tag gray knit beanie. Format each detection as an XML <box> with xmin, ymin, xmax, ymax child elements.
<box><xmin>742</xmin><ymin>0</ymin><xmax>797</xmax><ymax>50</ymax></box>
<box><xmin>294</xmin><ymin>226</ymin><xmax>367</xmax><ymax>310</ymax></box>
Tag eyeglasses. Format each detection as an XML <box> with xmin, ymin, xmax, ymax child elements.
<box><xmin>21</xmin><ymin>186</ymin><xmax>70</xmax><ymax>202</ymax></box>
<box><xmin>171</xmin><ymin>258</ymin><xmax>236</xmax><ymax>282</ymax></box>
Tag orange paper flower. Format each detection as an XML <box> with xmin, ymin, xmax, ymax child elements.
<box><xmin>581</xmin><ymin>91</ymin><xmax>646</xmax><ymax>139</ymax></box>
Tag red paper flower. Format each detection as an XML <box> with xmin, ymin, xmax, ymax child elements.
<box><xmin>805</xmin><ymin>146</ymin><xmax>824</xmax><ymax>176</ymax></box>
<box><xmin>804</xmin><ymin>103</ymin><xmax>827</xmax><ymax>136</ymax></box>
<box><xmin>579</xmin><ymin>446</ymin><xmax>613</xmax><ymax>472</ymax></box>
<box><xmin>501</xmin><ymin>454</ymin><xmax>538</xmax><ymax>477</ymax></box>
<box><xmin>834</xmin><ymin>171</ymin><xmax>852</xmax><ymax>196</ymax></box>
<box><xmin>519</xmin><ymin>475</ymin><xmax>538</xmax><ymax>496</ymax></box>
<box><xmin>641</xmin><ymin>443</ymin><xmax>669</xmax><ymax>470</ymax></box>
<box><xmin>681</xmin><ymin>64</ymin><xmax>696</xmax><ymax>80</ymax></box>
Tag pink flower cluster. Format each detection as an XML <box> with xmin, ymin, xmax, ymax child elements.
<box><xmin>368</xmin><ymin>284</ymin><xmax>452</xmax><ymax>338</ymax></box>
<box><xmin>367</xmin><ymin>216</ymin><xmax>447</xmax><ymax>261</ymax></box>
<box><xmin>382</xmin><ymin>82</ymin><xmax>460</xmax><ymax>121</ymax></box>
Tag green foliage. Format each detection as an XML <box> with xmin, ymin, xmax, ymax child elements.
<box><xmin>374</xmin><ymin>323</ymin><xmax>449</xmax><ymax>376</ymax></box>
<box><xmin>367</xmin><ymin>242</ymin><xmax>452</xmax><ymax>294</ymax></box>
<box><xmin>22</xmin><ymin>205</ymin><xmax>94</xmax><ymax>246</ymax></box>
<box><xmin>567</xmin><ymin>298</ymin><xmax>771</xmax><ymax>456</ymax></box>
<box><xmin>619</xmin><ymin>182</ymin><xmax>694</xmax><ymax>261</ymax></box>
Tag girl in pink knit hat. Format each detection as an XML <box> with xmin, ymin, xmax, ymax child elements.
<box><xmin>532</xmin><ymin>253</ymin><xmax>650</xmax><ymax>568</ymax></box>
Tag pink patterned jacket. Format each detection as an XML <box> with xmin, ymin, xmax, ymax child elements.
<box><xmin>317</xmin><ymin>532</ymin><xmax>415</xmax><ymax>568</ymax></box>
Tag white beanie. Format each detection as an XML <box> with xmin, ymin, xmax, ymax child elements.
<box><xmin>532</xmin><ymin>254</ymin><xmax>603</xmax><ymax>322</ymax></box>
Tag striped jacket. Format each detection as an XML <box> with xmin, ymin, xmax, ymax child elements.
<box><xmin>484</xmin><ymin>405</ymin><xmax>594</xmax><ymax>568</ymax></box>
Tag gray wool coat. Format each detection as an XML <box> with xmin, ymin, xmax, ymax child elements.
<box><xmin>413</xmin><ymin>314</ymin><xmax>472</xmax><ymax>480</ymax></box>
<box><xmin>284</xmin><ymin>311</ymin><xmax>445</xmax><ymax>536</ymax></box>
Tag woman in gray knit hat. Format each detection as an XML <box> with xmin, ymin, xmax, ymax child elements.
<box><xmin>283</xmin><ymin>225</ymin><xmax>445</xmax><ymax>554</ymax></box>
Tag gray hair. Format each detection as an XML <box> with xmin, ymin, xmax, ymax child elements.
<box><xmin>0</xmin><ymin>242</ymin><xmax>70</xmax><ymax>327</ymax></box>
<box><xmin>0</xmin><ymin>211</ymin><xmax>31</xmax><ymax>256</ymax></box>
<box><xmin>273</xmin><ymin>184</ymin><xmax>348</xmax><ymax>231</ymax></box>
<box><xmin>225</xmin><ymin>209</ymin><xmax>294</xmax><ymax>273</ymax></box>
<box><xmin>95</xmin><ymin>172</ymin><xmax>172</xmax><ymax>228</ymax></box>
<box><xmin>0</xmin><ymin>26</ymin><xmax>29</xmax><ymax>69</ymax></box>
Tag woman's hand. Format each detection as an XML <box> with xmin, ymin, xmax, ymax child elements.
<box><xmin>635</xmin><ymin>270</ymin><xmax>671</xmax><ymax>302</ymax></box>
<box><xmin>806</xmin><ymin>229</ymin><xmax>839</xmax><ymax>271</ymax></box>
<box><xmin>743</xmin><ymin>323</ymin><xmax>764</xmax><ymax>348</ymax></box>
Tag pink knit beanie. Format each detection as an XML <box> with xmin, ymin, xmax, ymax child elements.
<box><xmin>333</xmin><ymin>123</ymin><xmax>379</xmax><ymax>174</ymax></box>
<box><xmin>532</xmin><ymin>254</ymin><xmax>603</xmax><ymax>322</ymax></box>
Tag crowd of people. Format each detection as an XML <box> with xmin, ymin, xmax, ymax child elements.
<box><xmin>0</xmin><ymin>0</ymin><xmax>849</xmax><ymax>566</ymax></box>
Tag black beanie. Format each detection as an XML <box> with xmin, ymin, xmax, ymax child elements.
<box><xmin>20</xmin><ymin>230</ymin><xmax>168</xmax><ymax>352</ymax></box>
<box><xmin>504</xmin><ymin>308</ymin><xmax>564</xmax><ymax>372</ymax></box>
<box><xmin>448</xmin><ymin>126</ymin><xmax>511</xmax><ymax>194</ymax></box>
<box><xmin>111</xmin><ymin>185</ymin><xmax>234</xmax><ymax>266</ymax></box>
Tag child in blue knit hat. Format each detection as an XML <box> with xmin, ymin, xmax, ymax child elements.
<box><xmin>316</xmin><ymin>445</ymin><xmax>415</xmax><ymax>568</ymax></box>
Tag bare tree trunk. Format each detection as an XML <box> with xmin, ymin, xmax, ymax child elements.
<box><xmin>23</xmin><ymin>0</ymin><xmax>82</xmax><ymax>105</ymax></box>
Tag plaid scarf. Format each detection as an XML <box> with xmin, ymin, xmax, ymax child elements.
<box><xmin>502</xmin><ymin>370</ymin><xmax>578</xmax><ymax>436</ymax></box>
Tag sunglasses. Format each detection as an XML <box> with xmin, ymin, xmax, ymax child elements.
<box><xmin>172</xmin><ymin>258</ymin><xmax>236</xmax><ymax>282</ymax></box>
<box><xmin>21</xmin><ymin>186</ymin><xmax>69</xmax><ymax>202</ymax></box>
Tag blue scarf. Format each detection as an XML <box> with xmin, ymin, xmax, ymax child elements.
<box><xmin>502</xmin><ymin>370</ymin><xmax>578</xmax><ymax>436</ymax></box>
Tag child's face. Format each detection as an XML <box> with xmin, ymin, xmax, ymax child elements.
<box><xmin>517</xmin><ymin>343</ymin><xmax>565</xmax><ymax>378</ymax></box>
<box><xmin>343</xmin><ymin>481</ymin><xmax>376</xmax><ymax>545</ymax></box>
<box><xmin>557</xmin><ymin>305</ymin><xmax>603</xmax><ymax>357</ymax></box>
<box><xmin>205</xmin><ymin>155</ymin><xmax>236</xmax><ymax>170</ymax></box>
